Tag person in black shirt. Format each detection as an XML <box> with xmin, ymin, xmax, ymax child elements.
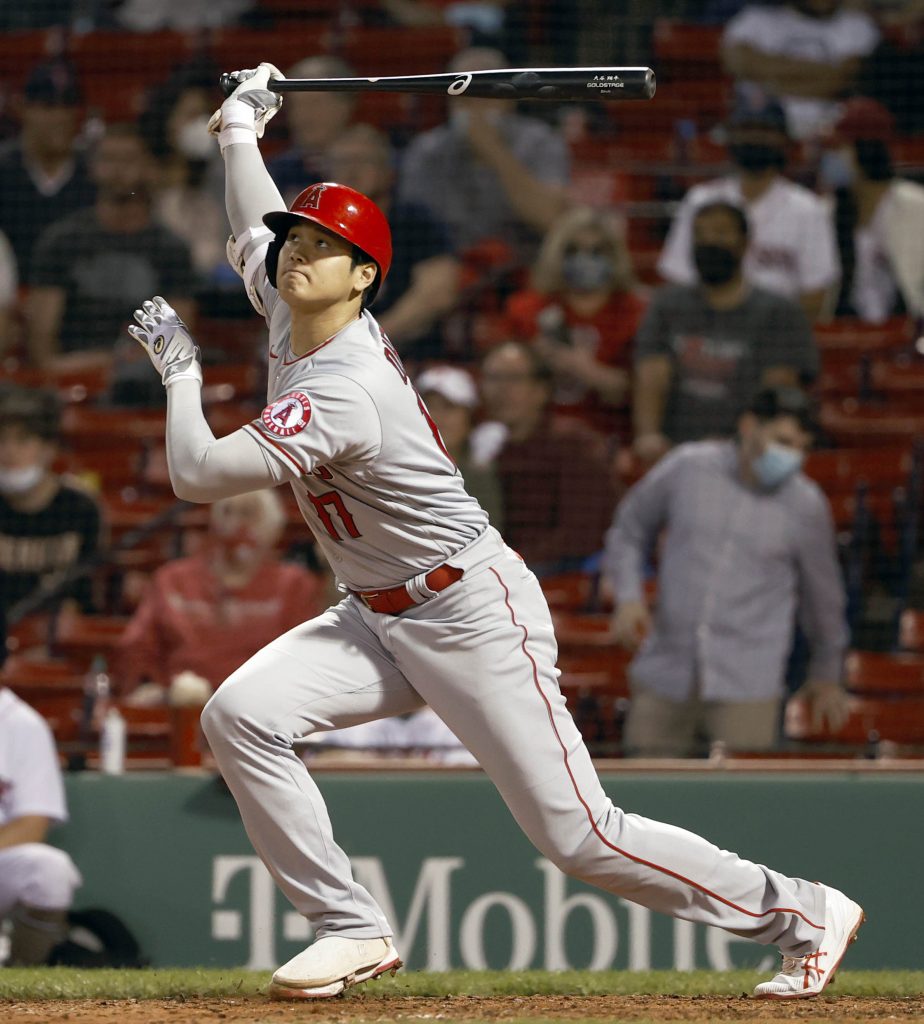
<box><xmin>0</xmin><ymin>60</ymin><xmax>95</xmax><ymax>284</ymax></box>
<box><xmin>0</xmin><ymin>386</ymin><xmax>102</xmax><ymax>616</ymax></box>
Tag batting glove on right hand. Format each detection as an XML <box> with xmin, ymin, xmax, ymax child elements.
<box><xmin>208</xmin><ymin>62</ymin><xmax>284</xmax><ymax>145</ymax></box>
<box><xmin>128</xmin><ymin>296</ymin><xmax>202</xmax><ymax>388</ymax></box>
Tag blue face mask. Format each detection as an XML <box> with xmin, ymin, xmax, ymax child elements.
<box><xmin>753</xmin><ymin>442</ymin><xmax>804</xmax><ymax>489</ymax></box>
<box><xmin>818</xmin><ymin>149</ymin><xmax>856</xmax><ymax>190</ymax></box>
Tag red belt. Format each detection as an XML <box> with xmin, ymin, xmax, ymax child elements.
<box><xmin>352</xmin><ymin>564</ymin><xmax>464</xmax><ymax>615</ymax></box>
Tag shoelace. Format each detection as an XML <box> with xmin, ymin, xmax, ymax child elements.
<box><xmin>778</xmin><ymin>950</ymin><xmax>828</xmax><ymax>990</ymax></box>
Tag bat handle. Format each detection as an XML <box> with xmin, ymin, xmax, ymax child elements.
<box><xmin>219</xmin><ymin>72</ymin><xmax>239</xmax><ymax>98</ymax></box>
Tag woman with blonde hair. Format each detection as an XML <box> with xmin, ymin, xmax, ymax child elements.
<box><xmin>503</xmin><ymin>205</ymin><xmax>646</xmax><ymax>441</ymax></box>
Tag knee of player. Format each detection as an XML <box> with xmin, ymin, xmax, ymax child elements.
<box><xmin>200</xmin><ymin>677</ymin><xmax>266</xmax><ymax>744</ymax></box>
<box><xmin>14</xmin><ymin>843</ymin><xmax>82</xmax><ymax>909</ymax></box>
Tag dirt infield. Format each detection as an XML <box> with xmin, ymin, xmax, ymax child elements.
<box><xmin>4</xmin><ymin>995</ymin><xmax>924</xmax><ymax>1024</ymax></box>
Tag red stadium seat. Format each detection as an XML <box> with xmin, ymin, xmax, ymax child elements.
<box><xmin>803</xmin><ymin>447</ymin><xmax>914</xmax><ymax>496</ymax></box>
<box><xmin>820</xmin><ymin>402</ymin><xmax>924</xmax><ymax>448</ymax></box>
<box><xmin>51</xmin><ymin>614</ymin><xmax>129</xmax><ymax>671</ymax></box>
<box><xmin>845</xmin><ymin>651</ymin><xmax>924</xmax><ymax>695</ymax></box>
<box><xmin>814</xmin><ymin>317</ymin><xmax>912</xmax><ymax>354</ymax></box>
<box><xmin>653</xmin><ymin>21</ymin><xmax>724</xmax><ymax>78</ymax></box>
<box><xmin>785</xmin><ymin>694</ymin><xmax>924</xmax><ymax>745</ymax></box>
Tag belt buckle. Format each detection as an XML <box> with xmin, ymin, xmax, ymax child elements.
<box><xmin>358</xmin><ymin>591</ymin><xmax>379</xmax><ymax>611</ymax></box>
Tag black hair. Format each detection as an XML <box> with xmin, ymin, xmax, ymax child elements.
<box><xmin>854</xmin><ymin>139</ymin><xmax>894</xmax><ymax>181</ymax></box>
<box><xmin>0</xmin><ymin>385</ymin><xmax>61</xmax><ymax>442</ymax></box>
<box><xmin>692</xmin><ymin>201</ymin><xmax>749</xmax><ymax>240</ymax></box>
<box><xmin>745</xmin><ymin>386</ymin><xmax>816</xmax><ymax>434</ymax></box>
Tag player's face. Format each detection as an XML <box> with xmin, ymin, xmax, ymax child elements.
<box><xmin>277</xmin><ymin>223</ymin><xmax>376</xmax><ymax>311</ymax></box>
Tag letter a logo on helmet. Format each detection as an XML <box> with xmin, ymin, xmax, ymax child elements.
<box><xmin>262</xmin><ymin>182</ymin><xmax>392</xmax><ymax>304</ymax></box>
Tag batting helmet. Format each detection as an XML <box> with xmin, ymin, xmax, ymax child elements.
<box><xmin>263</xmin><ymin>183</ymin><xmax>392</xmax><ymax>305</ymax></box>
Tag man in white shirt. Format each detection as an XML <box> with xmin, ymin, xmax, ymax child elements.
<box><xmin>721</xmin><ymin>0</ymin><xmax>879</xmax><ymax>140</ymax></box>
<box><xmin>0</xmin><ymin>687</ymin><xmax>82</xmax><ymax>964</ymax></box>
<box><xmin>657</xmin><ymin>88</ymin><xmax>839</xmax><ymax>322</ymax></box>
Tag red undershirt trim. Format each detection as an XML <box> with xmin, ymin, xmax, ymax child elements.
<box><xmin>488</xmin><ymin>565</ymin><xmax>825</xmax><ymax>933</ymax></box>
<box><xmin>244</xmin><ymin>423</ymin><xmax>307</xmax><ymax>475</ymax></box>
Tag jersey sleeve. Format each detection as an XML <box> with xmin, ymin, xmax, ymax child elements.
<box><xmin>244</xmin><ymin>375</ymin><xmax>383</xmax><ymax>478</ymax></box>
<box><xmin>9</xmin><ymin>709</ymin><xmax>68</xmax><ymax>824</ymax></box>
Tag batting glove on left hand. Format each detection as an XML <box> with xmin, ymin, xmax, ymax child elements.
<box><xmin>128</xmin><ymin>296</ymin><xmax>202</xmax><ymax>388</ymax></box>
<box><xmin>208</xmin><ymin>62</ymin><xmax>284</xmax><ymax>146</ymax></box>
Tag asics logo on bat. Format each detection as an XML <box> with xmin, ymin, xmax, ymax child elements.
<box><xmin>448</xmin><ymin>74</ymin><xmax>472</xmax><ymax>96</ymax></box>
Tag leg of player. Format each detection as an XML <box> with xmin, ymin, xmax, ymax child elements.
<box><xmin>370</xmin><ymin>549</ymin><xmax>864</xmax><ymax>999</ymax></box>
<box><xmin>200</xmin><ymin>598</ymin><xmax>423</xmax><ymax>998</ymax></box>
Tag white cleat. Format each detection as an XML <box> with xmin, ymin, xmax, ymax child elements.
<box><xmin>753</xmin><ymin>884</ymin><xmax>866</xmax><ymax>999</ymax></box>
<box><xmin>270</xmin><ymin>935</ymin><xmax>402</xmax><ymax>1000</ymax></box>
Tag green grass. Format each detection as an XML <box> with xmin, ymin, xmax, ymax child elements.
<box><xmin>1</xmin><ymin>968</ymin><xmax>923</xmax><ymax>1001</ymax></box>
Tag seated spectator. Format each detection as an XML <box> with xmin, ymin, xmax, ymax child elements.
<box><xmin>820</xmin><ymin>98</ymin><xmax>924</xmax><ymax>323</ymax></box>
<box><xmin>140</xmin><ymin>62</ymin><xmax>229</xmax><ymax>283</ymax></box>
<box><xmin>325</xmin><ymin>125</ymin><xmax>460</xmax><ymax>357</ymax></box>
<box><xmin>415</xmin><ymin>365</ymin><xmax>503</xmax><ymax>530</ymax></box>
<box><xmin>503</xmin><ymin>206</ymin><xmax>646</xmax><ymax>442</ymax></box>
<box><xmin>0</xmin><ymin>60</ymin><xmax>94</xmax><ymax>284</ymax></box>
<box><xmin>26</xmin><ymin>122</ymin><xmax>196</xmax><ymax>368</ymax></box>
<box><xmin>0</xmin><ymin>685</ymin><xmax>82</xmax><ymax>964</ymax></box>
<box><xmin>397</xmin><ymin>47</ymin><xmax>570</xmax><ymax>261</ymax></box>
<box><xmin>474</xmin><ymin>341</ymin><xmax>616</xmax><ymax>575</ymax></box>
<box><xmin>636</xmin><ymin>201</ymin><xmax>818</xmax><ymax>465</ymax></box>
<box><xmin>0</xmin><ymin>386</ymin><xmax>102</xmax><ymax>618</ymax></box>
<box><xmin>721</xmin><ymin>0</ymin><xmax>880</xmax><ymax>140</ymax></box>
<box><xmin>658</xmin><ymin>87</ymin><xmax>838</xmax><ymax>321</ymax></box>
<box><xmin>114</xmin><ymin>490</ymin><xmax>326</xmax><ymax>697</ymax></box>
<box><xmin>605</xmin><ymin>387</ymin><xmax>849</xmax><ymax>758</ymax></box>
<box><xmin>0</xmin><ymin>228</ymin><xmax>17</xmax><ymax>357</ymax></box>
<box><xmin>268</xmin><ymin>57</ymin><xmax>357</xmax><ymax>206</ymax></box>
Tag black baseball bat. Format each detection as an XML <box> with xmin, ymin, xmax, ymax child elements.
<box><xmin>219</xmin><ymin>66</ymin><xmax>656</xmax><ymax>102</ymax></box>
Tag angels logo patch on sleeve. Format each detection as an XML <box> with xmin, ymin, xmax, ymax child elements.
<box><xmin>262</xmin><ymin>391</ymin><xmax>312</xmax><ymax>437</ymax></box>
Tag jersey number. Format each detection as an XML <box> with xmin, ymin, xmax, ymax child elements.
<box><xmin>308</xmin><ymin>490</ymin><xmax>362</xmax><ymax>541</ymax></box>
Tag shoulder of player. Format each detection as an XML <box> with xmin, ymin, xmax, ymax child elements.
<box><xmin>0</xmin><ymin>688</ymin><xmax>52</xmax><ymax>740</ymax></box>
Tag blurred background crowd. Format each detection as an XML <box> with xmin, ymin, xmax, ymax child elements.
<box><xmin>2</xmin><ymin>0</ymin><xmax>924</xmax><ymax>774</ymax></box>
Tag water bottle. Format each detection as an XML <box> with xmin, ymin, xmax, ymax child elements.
<box><xmin>100</xmin><ymin>707</ymin><xmax>126</xmax><ymax>775</ymax></box>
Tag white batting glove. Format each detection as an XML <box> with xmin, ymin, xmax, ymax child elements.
<box><xmin>208</xmin><ymin>63</ymin><xmax>284</xmax><ymax>150</ymax></box>
<box><xmin>128</xmin><ymin>296</ymin><xmax>202</xmax><ymax>388</ymax></box>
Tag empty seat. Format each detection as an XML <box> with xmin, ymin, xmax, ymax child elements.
<box><xmin>845</xmin><ymin>650</ymin><xmax>924</xmax><ymax>695</ymax></box>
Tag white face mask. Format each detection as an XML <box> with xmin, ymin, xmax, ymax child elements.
<box><xmin>176</xmin><ymin>115</ymin><xmax>214</xmax><ymax>161</ymax></box>
<box><xmin>0</xmin><ymin>463</ymin><xmax>45</xmax><ymax>496</ymax></box>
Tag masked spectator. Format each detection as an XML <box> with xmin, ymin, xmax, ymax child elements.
<box><xmin>658</xmin><ymin>88</ymin><xmax>839</xmax><ymax>322</ymax></box>
<box><xmin>503</xmin><ymin>206</ymin><xmax>646</xmax><ymax>441</ymax></box>
<box><xmin>606</xmin><ymin>387</ymin><xmax>849</xmax><ymax>758</ymax></box>
<box><xmin>636</xmin><ymin>201</ymin><xmax>818</xmax><ymax>465</ymax></box>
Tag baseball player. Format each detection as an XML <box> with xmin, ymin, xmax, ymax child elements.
<box><xmin>128</xmin><ymin>63</ymin><xmax>864</xmax><ymax>1000</ymax></box>
<box><xmin>0</xmin><ymin>686</ymin><xmax>82</xmax><ymax>964</ymax></box>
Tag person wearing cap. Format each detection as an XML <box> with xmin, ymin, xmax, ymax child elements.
<box><xmin>721</xmin><ymin>0</ymin><xmax>879</xmax><ymax>140</ymax></box>
<box><xmin>0</xmin><ymin>60</ymin><xmax>95</xmax><ymax>284</ymax></box>
<box><xmin>415</xmin><ymin>365</ymin><xmax>503</xmax><ymax>531</ymax></box>
<box><xmin>606</xmin><ymin>386</ymin><xmax>849</xmax><ymax>758</ymax></box>
<box><xmin>126</xmin><ymin>63</ymin><xmax>870</xmax><ymax>1006</ymax></box>
<box><xmin>658</xmin><ymin>86</ymin><xmax>839</xmax><ymax>322</ymax></box>
<box><xmin>820</xmin><ymin>97</ymin><xmax>924</xmax><ymax>323</ymax></box>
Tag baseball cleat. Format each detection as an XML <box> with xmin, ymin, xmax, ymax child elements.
<box><xmin>270</xmin><ymin>935</ymin><xmax>402</xmax><ymax>999</ymax></box>
<box><xmin>753</xmin><ymin>884</ymin><xmax>865</xmax><ymax>999</ymax></box>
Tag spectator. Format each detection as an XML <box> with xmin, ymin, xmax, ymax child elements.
<box><xmin>503</xmin><ymin>206</ymin><xmax>646</xmax><ymax>441</ymax></box>
<box><xmin>397</xmin><ymin>47</ymin><xmax>570</xmax><ymax>261</ymax></box>
<box><xmin>721</xmin><ymin>0</ymin><xmax>880</xmax><ymax>140</ymax></box>
<box><xmin>415</xmin><ymin>365</ymin><xmax>504</xmax><ymax>530</ymax></box>
<box><xmin>636</xmin><ymin>201</ymin><xmax>818</xmax><ymax>465</ymax></box>
<box><xmin>820</xmin><ymin>98</ymin><xmax>924</xmax><ymax>323</ymax></box>
<box><xmin>0</xmin><ymin>685</ymin><xmax>82</xmax><ymax>964</ymax></box>
<box><xmin>858</xmin><ymin>1</ymin><xmax>924</xmax><ymax>134</ymax></box>
<box><xmin>325</xmin><ymin>124</ymin><xmax>460</xmax><ymax>356</ymax></box>
<box><xmin>475</xmin><ymin>341</ymin><xmax>616</xmax><ymax>574</ymax></box>
<box><xmin>26</xmin><ymin>122</ymin><xmax>196</xmax><ymax>367</ymax></box>
<box><xmin>140</xmin><ymin>62</ymin><xmax>228</xmax><ymax>282</ymax></box>
<box><xmin>606</xmin><ymin>387</ymin><xmax>849</xmax><ymax>758</ymax></box>
<box><xmin>0</xmin><ymin>386</ymin><xmax>102</xmax><ymax>618</ymax></box>
<box><xmin>0</xmin><ymin>60</ymin><xmax>94</xmax><ymax>283</ymax></box>
<box><xmin>658</xmin><ymin>87</ymin><xmax>839</xmax><ymax>321</ymax></box>
<box><xmin>268</xmin><ymin>57</ymin><xmax>356</xmax><ymax>206</ymax></box>
<box><xmin>0</xmin><ymin>229</ymin><xmax>17</xmax><ymax>357</ymax></box>
<box><xmin>114</xmin><ymin>489</ymin><xmax>326</xmax><ymax>698</ymax></box>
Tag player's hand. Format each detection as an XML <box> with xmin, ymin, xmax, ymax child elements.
<box><xmin>208</xmin><ymin>62</ymin><xmax>284</xmax><ymax>140</ymax></box>
<box><xmin>796</xmin><ymin>679</ymin><xmax>851</xmax><ymax>734</ymax></box>
<box><xmin>128</xmin><ymin>296</ymin><xmax>202</xmax><ymax>388</ymax></box>
<box><xmin>611</xmin><ymin>600</ymin><xmax>651</xmax><ymax>652</ymax></box>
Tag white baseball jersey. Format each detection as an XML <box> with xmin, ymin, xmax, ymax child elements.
<box><xmin>0</xmin><ymin>688</ymin><xmax>68</xmax><ymax>828</ymax></box>
<box><xmin>238</xmin><ymin>240</ymin><xmax>488</xmax><ymax>591</ymax></box>
<box><xmin>657</xmin><ymin>175</ymin><xmax>839</xmax><ymax>299</ymax></box>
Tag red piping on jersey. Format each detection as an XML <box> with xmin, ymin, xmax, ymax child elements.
<box><xmin>282</xmin><ymin>333</ymin><xmax>338</xmax><ymax>365</ymax></box>
<box><xmin>244</xmin><ymin>423</ymin><xmax>307</xmax><ymax>475</ymax></box>
<box><xmin>488</xmin><ymin>566</ymin><xmax>825</xmax><ymax>933</ymax></box>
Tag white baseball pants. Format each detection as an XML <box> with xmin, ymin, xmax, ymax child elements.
<box><xmin>202</xmin><ymin>536</ymin><xmax>826</xmax><ymax>957</ymax></box>
<box><xmin>0</xmin><ymin>844</ymin><xmax>82</xmax><ymax>915</ymax></box>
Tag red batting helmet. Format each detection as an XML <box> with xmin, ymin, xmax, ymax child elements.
<box><xmin>263</xmin><ymin>182</ymin><xmax>392</xmax><ymax>305</ymax></box>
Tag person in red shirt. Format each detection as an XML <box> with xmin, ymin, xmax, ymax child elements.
<box><xmin>114</xmin><ymin>489</ymin><xmax>326</xmax><ymax>697</ymax></box>
<box><xmin>502</xmin><ymin>206</ymin><xmax>647</xmax><ymax>442</ymax></box>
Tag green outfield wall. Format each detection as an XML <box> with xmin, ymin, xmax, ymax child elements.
<box><xmin>56</xmin><ymin>770</ymin><xmax>921</xmax><ymax>970</ymax></box>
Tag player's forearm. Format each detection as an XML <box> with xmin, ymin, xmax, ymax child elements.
<box><xmin>224</xmin><ymin>140</ymin><xmax>287</xmax><ymax>241</ymax></box>
<box><xmin>165</xmin><ymin>379</ymin><xmax>291</xmax><ymax>502</ymax></box>
<box><xmin>0</xmin><ymin>816</ymin><xmax>50</xmax><ymax>850</ymax></box>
